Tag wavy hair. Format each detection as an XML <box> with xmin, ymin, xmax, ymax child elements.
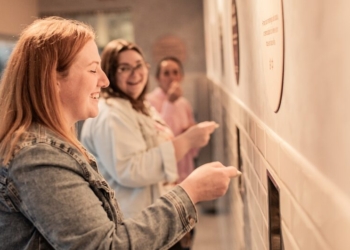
<box><xmin>155</xmin><ymin>56</ymin><xmax>184</xmax><ymax>78</ymax></box>
<box><xmin>0</xmin><ymin>16</ymin><xmax>95</xmax><ymax>164</ymax></box>
<box><xmin>100</xmin><ymin>39</ymin><xmax>149</xmax><ymax>115</ymax></box>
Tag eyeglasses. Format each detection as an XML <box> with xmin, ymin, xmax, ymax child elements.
<box><xmin>117</xmin><ymin>62</ymin><xmax>149</xmax><ymax>76</ymax></box>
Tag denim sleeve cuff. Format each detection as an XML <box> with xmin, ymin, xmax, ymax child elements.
<box><xmin>163</xmin><ymin>185</ymin><xmax>198</xmax><ymax>231</ymax></box>
<box><xmin>159</xmin><ymin>141</ymin><xmax>179</xmax><ymax>183</ymax></box>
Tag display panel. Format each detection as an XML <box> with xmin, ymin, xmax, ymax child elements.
<box><xmin>232</xmin><ymin>0</ymin><xmax>240</xmax><ymax>84</ymax></box>
<box><xmin>261</xmin><ymin>0</ymin><xmax>285</xmax><ymax>112</ymax></box>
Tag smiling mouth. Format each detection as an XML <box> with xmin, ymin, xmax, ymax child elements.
<box><xmin>90</xmin><ymin>93</ymin><xmax>100</xmax><ymax>99</ymax></box>
<box><xmin>127</xmin><ymin>82</ymin><xmax>139</xmax><ymax>86</ymax></box>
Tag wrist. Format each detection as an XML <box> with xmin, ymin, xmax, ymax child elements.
<box><xmin>179</xmin><ymin>182</ymin><xmax>198</xmax><ymax>204</ymax></box>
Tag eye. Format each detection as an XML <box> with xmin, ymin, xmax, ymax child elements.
<box><xmin>163</xmin><ymin>71</ymin><xmax>170</xmax><ymax>76</ymax></box>
<box><xmin>135</xmin><ymin>63</ymin><xmax>143</xmax><ymax>70</ymax></box>
<box><xmin>118</xmin><ymin>65</ymin><xmax>132</xmax><ymax>73</ymax></box>
<box><xmin>173</xmin><ymin>70</ymin><xmax>179</xmax><ymax>75</ymax></box>
<box><xmin>89</xmin><ymin>70</ymin><xmax>97</xmax><ymax>73</ymax></box>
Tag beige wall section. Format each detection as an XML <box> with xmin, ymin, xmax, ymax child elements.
<box><xmin>38</xmin><ymin>0</ymin><xmax>206</xmax><ymax>77</ymax></box>
<box><xmin>0</xmin><ymin>0</ymin><xmax>38</xmax><ymax>36</ymax></box>
<box><xmin>204</xmin><ymin>0</ymin><xmax>350</xmax><ymax>249</ymax></box>
<box><xmin>236</xmin><ymin>0</ymin><xmax>350</xmax><ymax>198</ymax></box>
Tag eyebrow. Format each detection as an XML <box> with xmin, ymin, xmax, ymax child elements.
<box><xmin>87</xmin><ymin>61</ymin><xmax>100</xmax><ymax>66</ymax></box>
<box><xmin>118</xmin><ymin>60</ymin><xmax>143</xmax><ymax>65</ymax></box>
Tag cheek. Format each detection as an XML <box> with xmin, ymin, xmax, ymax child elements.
<box><xmin>58</xmin><ymin>85</ymin><xmax>74</xmax><ymax>104</ymax></box>
<box><xmin>174</xmin><ymin>74</ymin><xmax>182</xmax><ymax>81</ymax></box>
<box><xmin>115</xmin><ymin>77</ymin><xmax>125</xmax><ymax>89</ymax></box>
<box><xmin>159</xmin><ymin>76</ymin><xmax>169</xmax><ymax>84</ymax></box>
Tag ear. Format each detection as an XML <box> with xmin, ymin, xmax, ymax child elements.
<box><xmin>56</xmin><ymin>74</ymin><xmax>63</xmax><ymax>91</ymax></box>
<box><xmin>56</xmin><ymin>81</ymin><xmax>61</xmax><ymax>92</ymax></box>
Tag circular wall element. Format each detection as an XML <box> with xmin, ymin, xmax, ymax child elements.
<box><xmin>152</xmin><ymin>35</ymin><xmax>187</xmax><ymax>64</ymax></box>
<box><xmin>232</xmin><ymin>0</ymin><xmax>240</xmax><ymax>84</ymax></box>
<box><xmin>261</xmin><ymin>0</ymin><xmax>284</xmax><ymax>112</ymax></box>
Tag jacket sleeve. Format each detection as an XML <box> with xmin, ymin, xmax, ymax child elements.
<box><xmin>9</xmin><ymin>145</ymin><xmax>197</xmax><ymax>250</ymax></box>
<box><xmin>83</xmin><ymin>104</ymin><xmax>178</xmax><ymax>188</ymax></box>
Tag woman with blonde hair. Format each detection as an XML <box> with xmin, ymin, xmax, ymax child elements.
<box><xmin>0</xmin><ymin>17</ymin><xmax>240</xmax><ymax>250</ymax></box>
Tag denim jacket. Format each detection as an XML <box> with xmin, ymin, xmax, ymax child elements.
<box><xmin>0</xmin><ymin>123</ymin><xmax>197</xmax><ymax>250</ymax></box>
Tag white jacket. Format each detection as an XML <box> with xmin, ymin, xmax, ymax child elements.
<box><xmin>81</xmin><ymin>97</ymin><xmax>178</xmax><ymax>218</ymax></box>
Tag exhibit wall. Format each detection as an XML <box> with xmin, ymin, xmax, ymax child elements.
<box><xmin>203</xmin><ymin>0</ymin><xmax>350</xmax><ymax>249</ymax></box>
<box><xmin>0</xmin><ymin>0</ymin><xmax>38</xmax><ymax>36</ymax></box>
<box><xmin>0</xmin><ymin>0</ymin><xmax>38</xmax><ymax>75</ymax></box>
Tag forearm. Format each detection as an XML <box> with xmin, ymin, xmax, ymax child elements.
<box><xmin>12</xmin><ymin>149</ymin><xmax>196</xmax><ymax>250</ymax></box>
<box><xmin>172</xmin><ymin>133</ymin><xmax>193</xmax><ymax>162</ymax></box>
<box><xmin>121</xmin><ymin>186</ymin><xmax>197</xmax><ymax>250</ymax></box>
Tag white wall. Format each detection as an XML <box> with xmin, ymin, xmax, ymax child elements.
<box><xmin>204</xmin><ymin>0</ymin><xmax>350</xmax><ymax>249</ymax></box>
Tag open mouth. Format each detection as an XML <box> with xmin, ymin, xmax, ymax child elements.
<box><xmin>90</xmin><ymin>93</ymin><xmax>100</xmax><ymax>99</ymax></box>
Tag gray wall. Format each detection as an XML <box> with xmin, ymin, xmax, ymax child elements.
<box><xmin>38</xmin><ymin>0</ymin><xmax>206</xmax><ymax>76</ymax></box>
<box><xmin>0</xmin><ymin>0</ymin><xmax>38</xmax><ymax>36</ymax></box>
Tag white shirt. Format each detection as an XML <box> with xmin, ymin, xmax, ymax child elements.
<box><xmin>81</xmin><ymin>97</ymin><xmax>178</xmax><ymax>218</ymax></box>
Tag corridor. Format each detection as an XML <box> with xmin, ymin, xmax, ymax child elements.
<box><xmin>193</xmin><ymin>204</ymin><xmax>225</xmax><ymax>250</ymax></box>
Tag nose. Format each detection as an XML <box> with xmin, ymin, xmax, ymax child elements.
<box><xmin>99</xmin><ymin>70</ymin><xmax>110</xmax><ymax>88</ymax></box>
<box><xmin>128</xmin><ymin>65</ymin><xmax>147</xmax><ymax>79</ymax></box>
<box><xmin>129</xmin><ymin>66</ymin><xmax>141</xmax><ymax>78</ymax></box>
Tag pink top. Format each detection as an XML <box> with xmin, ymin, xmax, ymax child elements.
<box><xmin>147</xmin><ymin>87</ymin><xmax>198</xmax><ymax>182</ymax></box>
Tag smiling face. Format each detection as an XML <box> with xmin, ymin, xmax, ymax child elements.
<box><xmin>115</xmin><ymin>49</ymin><xmax>149</xmax><ymax>100</ymax></box>
<box><xmin>57</xmin><ymin>39</ymin><xmax>109</xmax><ymax>125</ymax></box>
<box><xmin>157</xmin><ymin>59</ymin><xmax>183</xmax><ymax>94</ymax></box>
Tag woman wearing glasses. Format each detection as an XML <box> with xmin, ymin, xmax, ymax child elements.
<box><xmin>80</xmin><ymin>40</ymin><xmax>219</xmax><ymax>249</ymax></box>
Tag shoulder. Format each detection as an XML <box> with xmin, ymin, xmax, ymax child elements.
<box><xmin>178</xmin><ymin>96</ymin><xmax>192</xmax><ymax>106</ymax></box>
<box><xmin>147</xmin><ymin>87</ymin><xmax>163</xmax><ymax>97</ymax></box>
<box><xmin>10</xmin><ymin>129</ymin><xmax>88</xmax><ymax>174</ymax></box>
<box><xmin>147</xmin><ymin>87</ymin><xmax>165</xmax><ymax>102</ymax></box>
<box><xmin>173</xmin><ymin>97</ymin><xmax>193</xmax><ymax>111</ymax></box>
<box><xmin>87</xmin><ymin>98</ymin><xmax>138</xmax><ymax>127</ymax></box>
<box><xmin>98</xmin><ymin>98</ymin><xmax>133</xmax><ymax>115</ymax></box>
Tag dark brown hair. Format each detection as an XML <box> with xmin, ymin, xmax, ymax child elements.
<box><xmin>155</xmin><ymin>56</ymin><xmax>184</xmax><ymax>79</ymax></box>
<box><xmin>100</xmin><ymin>39</ymin><xmax>149</xmax><ymax>115</ymax></box>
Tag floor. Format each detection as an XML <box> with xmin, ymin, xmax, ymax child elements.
<box><xmin>192</xmin><ymin>203</ymin><xmax>226</xmax><ymax>250</ymax></box>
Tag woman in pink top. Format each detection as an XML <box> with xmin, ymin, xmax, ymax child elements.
<box><xmin>147</xmin><ymin>57</ymin><xmax>202</xmax><ymax>250</ymax></box>
<box><xmin>147</xmin><ymin>57</ymin><xmax>199</xmax><ymax>183</ymax></box>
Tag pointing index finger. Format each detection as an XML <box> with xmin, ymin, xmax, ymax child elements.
<box><xmin>224</xmin><ymin>166</ymin><xmax>242</xmax><ymax>178</ymax></box>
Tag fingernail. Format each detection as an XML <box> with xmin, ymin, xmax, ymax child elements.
<box><xmin>237</xmin><ymin>170</ymin><xmax>242</xmax><ymax>176</ymax></box>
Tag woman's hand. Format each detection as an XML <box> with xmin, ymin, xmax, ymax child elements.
<box><xmin>179</xmin><ymin>162</ymin><xmax>241</xmax><ymax>204</ymax></box>
<box><xmin>172</xmin><ymin>121</ymin><xmax>218</xmax><ymax>161</ymax></box>
<box><xmin>167</xmin><ymin>81</ymin><xmax>183</xmax><ymax>103</ymax></box>
<box><xmin>184</xmin><ymin>121</ymin><xmax>219</xmax><ymax>148</ymax></box>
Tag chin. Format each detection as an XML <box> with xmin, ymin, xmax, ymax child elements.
<box><xmin>87</xmin><ymin>108</ymin><xmax>99</xmax><ymax>119</ymax></box>
<box><xmin>89</xmin><ymin>111</ymin><xmax>99</xmax><ymax>118</ymax></box>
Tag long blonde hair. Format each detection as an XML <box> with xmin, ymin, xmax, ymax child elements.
<box><xmin>0</xmin><ymin>16</ymin><xmax>95</xmax><ymax>164</ymax></box>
